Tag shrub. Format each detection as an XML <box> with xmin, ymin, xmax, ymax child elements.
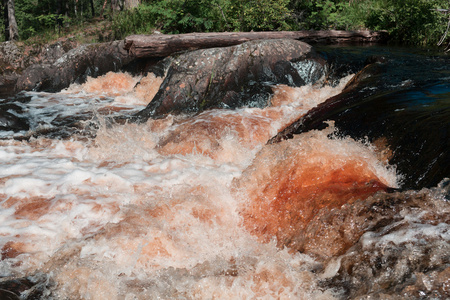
<box><xmin>228</xmin><ymin>0</ymin><xmax>293</xmax><ymax>31</ymax></box>
<box><xmin>111</xmin><ymin>0</ymin><xmax>294</xmax><ymax>38</ymax></box>
<box><xmin>364</xmin><ymin>0</ymin><xmax>447</xmax><ymax>45</ymax></box>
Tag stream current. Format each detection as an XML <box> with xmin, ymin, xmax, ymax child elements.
<box><xmin>0</xmin><ymin>46</ymin><xmax>448</xmax><ymax>299</ymax></box>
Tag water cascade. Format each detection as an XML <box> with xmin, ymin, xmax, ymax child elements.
<box><xmin>0</xmin><ymin>44</ymin><xmax>448</xmax><ymax>299</ymax></box>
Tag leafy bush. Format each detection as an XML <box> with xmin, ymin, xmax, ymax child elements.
<box><xmin>290</xmin><ymin>0</ymin><xmax>449</xmax><ymax>45</ymax></box>
<box><xmin>111</xmin><ymin>0</ymin><xmax>294</xmax><ymax>38</ymax></box>
<box><xmin>112</xmin><ymin>0</ymin><xmax>229</xmax><ymax>37</ymax></box>
<box><xmin>364</xmin><ymin>0</ymin><xmax>447</xmax><ymax>45</ymax></box>
<box><xmin>228</xmin><ymin>0</ymin><xmax>293</xmax><ymax>31</ymax></box>
<box><xmin>2</xmin><ymin>0</ymin><xmax>450</xmax><ymax>47</ymax></box>
<box><xmin>297</xmin><ymin>1</ymin><xmax>351</xmax><ymax>30</ymax></box>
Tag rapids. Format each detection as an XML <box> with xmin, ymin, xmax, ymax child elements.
<box><xmin>0</xmin><ymin>45</ymin><xmax>449</xmax><ymax>299</ymax></box>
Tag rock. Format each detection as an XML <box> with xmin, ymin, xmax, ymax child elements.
<box><xmin>0</xmin><ymin>42</ymin><xmax>23</xmax><ymax>97</ymax></box>
<box><xmin>0</xmin><ymin>42</ymin><xmax>23</xmax><ymax>71</ymax></box>
<box><xmin>0</xmin><ymin>40</ymin><xmax>80</xmax><ymax>97</ymax></box>
<box><xmin>15</xmin><ymin>40</ymin><xmax>134</xmax><ymax>92</ymax></box>
<box><xmin>0</xmin><ymin>109</ymin><xmax>29</xmax><ymax>132</ymax></box>
<box><xmin>0</xmin><ymin>102</ymin><xmax>29</xmax><ymax>132</ymax></box>
<box><xmin>318</xmin><ymin>180</ymin><xmax>450</xmax><ymax>299</ymax></box>
<box><xmin>0</xmin><ymin>273</ymin><xmax>53</xmax><ymax>300</ymax></box>
<box><xmin>269</xmin><ymin>55</ymin><xmax>450</xmax><ymax>189</ymax></box>
<box><xmin>133</xmin><ymin>39</ymin><xmax>326</xmax><ymax>121</ymax></box>
<box><xmin>37</xmin><ymin>40</ymin><xmax>77</xmax><ymax>64</ymax></box>
<box><xmin>0</xmin><ymin>73</ymin><xmax>19</xmax><ymax>98</ymax></box>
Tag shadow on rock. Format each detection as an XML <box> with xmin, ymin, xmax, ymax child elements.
<box><xmin>132</xmin><ymin>39</ymin><xmax>327</xmax><ymax>121</ymax></box>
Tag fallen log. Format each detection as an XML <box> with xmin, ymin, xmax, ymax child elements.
<box><xmin>124</xmin><ymin>30</ymin><xmax>388</xmax><ymax>58</ymax></box>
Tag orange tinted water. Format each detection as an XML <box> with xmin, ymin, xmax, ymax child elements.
<box><xmin>0</xmin><ymin>73</ymin><xmax>401</xmax><ymax>299</ymax></box>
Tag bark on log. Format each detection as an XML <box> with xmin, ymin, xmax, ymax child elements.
<box><xmin>124</xmin><ymin>30</ymin><xmax>388</xmax><ymax>58</ymax></box>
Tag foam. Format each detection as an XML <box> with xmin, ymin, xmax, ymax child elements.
<box><xmin>235</xmin><ymin>125</ymin><xmax>399</xmax><ymax>247</ymax></box>
<box><xmin>0</xmin><ymin>72</ymin><xmax>399</xmax><ymax>299</ymax></box>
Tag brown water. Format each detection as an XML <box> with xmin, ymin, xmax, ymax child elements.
<box><xmin>0</xmin><ymin>70</ymin><xmax>447</xmax><ymax>299</ymax></box>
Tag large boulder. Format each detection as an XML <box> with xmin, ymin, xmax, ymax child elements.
<box><xmin>0</xmin><ymin>40</ymin><xmax>80</xmax><ymax>97</ymax></box>
<box><xmin>15</xmin><ymin>41</ymin><xmax>134</xmax><ymax>92</ymax></box>
<box><xmin>0</xmin><ymin>42</ymin><xmax>23</xmax><ymax>97</ymax></box>
<box><xmin>318</xmin><ymin>181</ymin><xmax>450</xmax><ymax>299</ymax></box>
<box><xmin>133</xmin><ymin>39</ymin><xmax>327</xmax><ymax>121</ymax></box>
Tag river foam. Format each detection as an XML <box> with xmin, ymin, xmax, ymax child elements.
<box><xmin>0</xmin><ymin>72</ymin><xmax>425</xmax><ymax>299</ymax></box>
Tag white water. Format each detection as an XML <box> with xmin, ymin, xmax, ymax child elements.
<box><xmin>0</xmin><ymin>72</ymin><xmax>404</xmax><ymax>299</ymax></box>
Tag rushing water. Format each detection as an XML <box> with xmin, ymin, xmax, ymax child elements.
<box><xmin>0</xmin><ymin>46</ymin><xmax>449</xmax><ymax>299</ymax></box>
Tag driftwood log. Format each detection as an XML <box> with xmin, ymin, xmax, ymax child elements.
<box><xmin>124</xmin><ymin>30</ymin><xmax>388</xmax><ymax>58</ymax></box>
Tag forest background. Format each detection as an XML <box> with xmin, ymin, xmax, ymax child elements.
<box><xmin>2</xmin><ymin>0</ymin><xmax>450</xmax><ymax>47</ymax></box>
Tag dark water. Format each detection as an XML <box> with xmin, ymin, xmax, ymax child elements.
<box><xmin>273</xmin><ymin>45</ymin><xmax>450</xmax><ymax>190</ymax></box>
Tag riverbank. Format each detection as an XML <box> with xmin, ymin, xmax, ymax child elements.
<box><xmin>1</xmin><ymin>30</ymin><xmax>388</xmax><ymax>97</ymax></box>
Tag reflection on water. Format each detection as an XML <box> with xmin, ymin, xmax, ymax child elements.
<box><xmin>0</xmin><ymin>46</ymin><xmax>448</xmax><ymax>299</ymax></box>
<box><xmin>274</xmin><ymin>46</ymin><xmax>450</xmax><ymax>189</ymax></box>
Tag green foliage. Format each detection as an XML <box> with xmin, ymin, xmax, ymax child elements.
<box><xmin>364</xmin><ymin>0</ymin><xmax>446</xmax><ymax>45</ymax></box>
<box><xmin>111</xmin><ymin>0</ymin><xmax>294</xmax><ymax>38</ymax></box>
<box><xmin>2</xmin><ymin>0</ymin><xmax>450</xmax><ymax>47</ymax></box>
<box><xmin>290</xmin><ymin>0</ymin><xmax>449</xmax><ymax>46</ymax></box>
<box><xmin>228</xmin><ymin>0</ymin><xmax>293</xmax><ymax>31</ymax></box>
<box><xmin>3</xmin><ymin>0</ymin><xmax>99</xmax><ymax>41</ymax></box>
<box><xmin>112</xmin><ymin>0</ymin><xmax>230</xmax><ymax>38</ymax></box>
<box><xmin>297</xmin><ymin>0</ymin><xmax>352</xmax><ymax>30</ymax></box>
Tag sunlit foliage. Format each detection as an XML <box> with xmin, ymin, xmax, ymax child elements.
<box><xmin>1</xmin><ymin>0</ymin><xmax>450</xmax><ymax>46</ymax></box>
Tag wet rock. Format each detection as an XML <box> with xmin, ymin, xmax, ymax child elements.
<box><xmin>295</xmin><ymin>181</ymin><xmax>449</xmax><ymax>261</ymax></box>
<box><xmin>0</xmin><ymin>110</ymin><xmax>28</xmax><ymax>132</ymax></box>
<box><xmin>316</xmin><ymin>180</ymin><xmax>450</xmax><ymax>299</ymax></box>
<box><xmin>269</xmin><ymin>56</ymin><xmax>450</xmax><ymax>189</ymax></box>
<box><xmin>133</xmin><ymin>39</ymin><xmax>326</xmax><ymax>121</ymax></box>
<box><xmin>0</xmin><ymin>102</ymin><xmax>29</xmax><ymax>132</ymax></box>
<box><xmin>0</xmin><ymin>273</ymin><xmax>53</xmax><ymax>300</ymax></box>
<box><xmin>15</xmin><ymin>40</ymin><xmax>134</xmax><ymax>92</ymax></box>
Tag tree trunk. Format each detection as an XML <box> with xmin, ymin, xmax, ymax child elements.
<box><xmin>3</xmin><ymin>0</ymin><xmax>19</xmax><ymax>41</ymax></box>
<box><xmin>56</xmin><ymin>0</ymin><xmax>65</xmax><ymax>35</ymax></box>
<box><xmin>100</xmin><ymin>0</ymin><xmax>108</xmax><ymax>18</ymax></box>
<box><xmin>124</xmin><ymin>30</ymin><xmax>389</xmax><ymax>58</ymax></box>
<box><xmin>90</xmin><ymin>0</ymin><xmax>95</xmax><ymax>17</ymax></box>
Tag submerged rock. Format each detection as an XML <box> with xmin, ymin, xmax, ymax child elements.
<box><xmin>318</xmin><ymin>180</ymin><xmax>450</xmax><ymax>299</ymax></box>
<box><xmin>0</xmin><ymin>273</ymin><xmax>53</xmax><ymax>300</ymax></box>
<box><xmin>133</xmin><ymin>39</ymin><xmax>327</xmax><ymax>121</ymax></box>
<box><xmin>0</xmin><ymin>101</ymin><xmax>29</xmax><ymax>132</ymax></box>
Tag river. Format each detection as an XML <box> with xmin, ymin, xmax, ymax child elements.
<box><xmin>0</xmin><ymin>45</ymin><xmax>448</xmax><ymax>299</ymax></box>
